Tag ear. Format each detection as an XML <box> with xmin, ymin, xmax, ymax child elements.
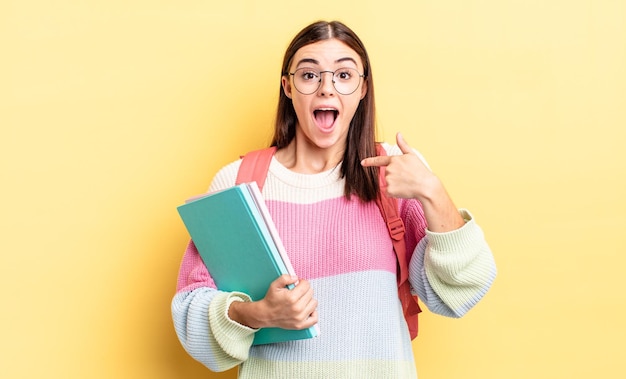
<box><xmin>359</xmin><ymin>77</ymin><xmax>368</xmax><ymax>100</ymax></box>
<box><xmin>281</xmin><ymin>75</ymin><xmax>292</xmax><ymax>99</ymax></box>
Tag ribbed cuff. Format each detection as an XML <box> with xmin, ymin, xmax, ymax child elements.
<box><xmin>425</xmin><ymin>209</ymin><xmax>482</xmax><ymax>253</ymax></box>
<box><xmin>208</xmin><ymin>292</ymin><xmax>256</xmax><ymax>360</ymax></box>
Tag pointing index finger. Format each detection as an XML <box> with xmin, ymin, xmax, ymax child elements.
<box><xmin>361</xmin><ymin>155</ymin><xmax>392</xmax><ymax>167</ymax></box>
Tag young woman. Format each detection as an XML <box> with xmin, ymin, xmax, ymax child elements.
<box><xmin>172</xmin><ymin>20</ymin><xmax>496</xmax><ymax>378</ymax></box>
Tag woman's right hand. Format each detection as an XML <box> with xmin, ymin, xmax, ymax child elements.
<box><xmin>228</xmin><ymin>274</ymin><xmax>318</xmax><ymax>330</ymax></box>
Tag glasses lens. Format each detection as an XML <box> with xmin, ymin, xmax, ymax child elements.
<box><xmin>333</xmin><ymin>68</ymin><xmax>361</xmax><ymax>95</ymax></box>
<box><xmin>292</xmin><ymin>68</ymin><xmax>320</xmax><ymax>95</ymax></box>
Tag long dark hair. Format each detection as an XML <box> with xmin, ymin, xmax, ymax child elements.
<box><xmin>271</xmin><ymin>20</ymin><xmax>379</xmax><ymax>202</ymax></box>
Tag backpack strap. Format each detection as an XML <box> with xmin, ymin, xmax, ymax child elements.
<box><xmin>375</xmin><ymin>144</ymin><xmax>421</xmax><ymax>340</ymax></box>
<box><xmin>235</xmin><ymin>146</ymin><xmax>277</xmax><ymax>189</ymax></box>
<box><xmin>237</xmin><ymin>144</ymin><xmax>421</xmax><ymax>339</ymax></box>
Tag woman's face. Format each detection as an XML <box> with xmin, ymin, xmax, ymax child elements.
<box><xmin>282</xmin><ymin>39</ymin><xmax>367</xmax><ymax>152</ymax></box>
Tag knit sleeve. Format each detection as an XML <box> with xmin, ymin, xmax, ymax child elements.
<box><xmin>408</xmin><ymin>209</ymin><xmax>497</xmax><ymax>318</ymax></box>
<box><xmin>171</xmin><ymin>241</ymin><xmax>256</xmax><ymax>371</ymax></box>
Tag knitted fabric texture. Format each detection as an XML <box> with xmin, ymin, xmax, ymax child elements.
<box><xmin>172</xmin><ymin>144</ymin><xmax>496</xmax><ymax>379</ymax></box>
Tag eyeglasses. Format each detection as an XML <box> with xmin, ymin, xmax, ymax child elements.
<box><xmin>289</xmin><ymin>67</ymin><xmax>365</xmax><ymax>95</ymax></box>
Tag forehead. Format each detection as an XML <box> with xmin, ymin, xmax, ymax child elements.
<box><xmin>291</xmin><ymin>39</ymin><xmax>363</xmax><ymax>69</ymax></box>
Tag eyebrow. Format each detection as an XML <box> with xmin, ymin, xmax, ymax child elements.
<box><xmin>295</xmin><ymin>57</ymin><xmax>359</xmax><ymax>68</ymax></box>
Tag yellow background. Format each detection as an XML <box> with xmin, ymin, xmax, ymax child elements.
<box><xmin>2</xmin><ymin>1</ymin><xmax>624</xmax><ymax>378</ymax></box>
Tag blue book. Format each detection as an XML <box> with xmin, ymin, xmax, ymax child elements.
<box><xmin>177</xmin><ymin>182</ymin><xmax>319</xmax><ymax>345</ymax></box>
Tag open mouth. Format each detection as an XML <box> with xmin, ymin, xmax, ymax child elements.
<box><xmin>313</xmin><ymin>109</ymin><xmax>338</xmax><ymax>130</ymax></box>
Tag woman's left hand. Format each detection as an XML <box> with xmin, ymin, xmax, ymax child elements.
<box><xmin>361</xmin><ymin>132</ymin><xmax>437</xmax><ymax>200</ymax></box>
<box><xmin>361</xmin><ymin>132</ymin><xmax>466</xmax><ymax>232</ymax></box>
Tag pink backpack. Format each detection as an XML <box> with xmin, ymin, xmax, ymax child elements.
<box><xmin>235</xmin><ymin>145</ymin><xmax>422</xmax><ymax>339</ymax></box>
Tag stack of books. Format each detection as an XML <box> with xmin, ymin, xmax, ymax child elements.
<box><xmin>177</xmin><ymin>182</ymin><xmax>319</xmax><ymax>345</ymax></box>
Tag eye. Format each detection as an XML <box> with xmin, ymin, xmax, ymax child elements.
<box><xmin>299</xmin><ymin>69</ymin><xmax>319</xmax><ymax>81</ymax></box>
<box><xmin>335</xmin><ymin>68</ymin><xmax>354</xmax><ymax>81</ymax></box>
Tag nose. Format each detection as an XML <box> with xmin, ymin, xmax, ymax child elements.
<box><xmin>317</xmin><ymin>71</ymin><xmax>335</xmax><ymax>95</ymax></box>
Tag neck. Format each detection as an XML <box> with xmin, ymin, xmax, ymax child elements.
<box><xmin>275</xmin><ymin>139</ymin><xmax>345</xmax><ymax>174</ymax></box>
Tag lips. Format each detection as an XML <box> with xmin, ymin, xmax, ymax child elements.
<box><xmin>313</xmin><ymin>108</ymin><xmax>338</xmax><ymax>131</ymax></box>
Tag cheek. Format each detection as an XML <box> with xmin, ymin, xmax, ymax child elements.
<box><xmin>291</xmin><ymin>97</ymin><xmax>309</xmax><ymax>118</ymax></box>
<box><xmin>343</xmin><ymin>97</ymin><xmax>362</xmax><ymax>120</ymax></box>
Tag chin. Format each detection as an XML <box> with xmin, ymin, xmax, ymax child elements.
<box><xmin>312</xmin><ymin>134</ymin><xmax>347</xmax><ymax>150</ymax></box>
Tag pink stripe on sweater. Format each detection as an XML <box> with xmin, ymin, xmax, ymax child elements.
<box><xmin>176</xmin><ymin>240</ymin><xmax>217</xmax><ymax>293</ymax></box>
<box><xmin>267</xmin><ymin>197</ymin><xmax>398</xmax><ymax>280</ymax></box>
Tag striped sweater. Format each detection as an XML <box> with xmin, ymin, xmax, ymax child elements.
<box><xmin>172</xmin><ymin>144</ymin><xmax>497</xmax><ymax>378</ymax></box>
